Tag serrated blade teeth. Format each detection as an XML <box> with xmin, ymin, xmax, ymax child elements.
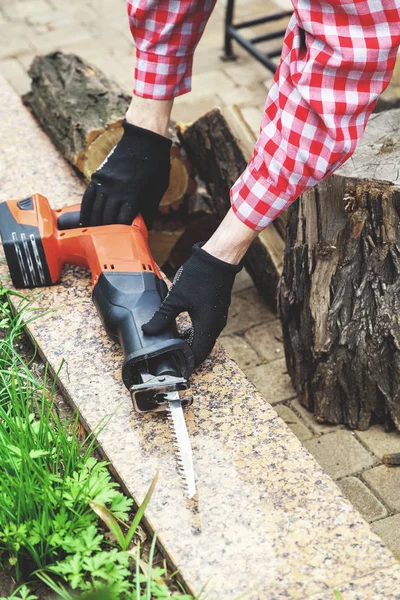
<box><xmin>166</xmin><ymin>392</ymin><xmax>197</xmax><ymax>499</ymax></box>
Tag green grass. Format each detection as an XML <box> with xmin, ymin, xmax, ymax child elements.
<box><xmin>0</xmin><ymin>288</ymin><xmax>113</xmax><ymax>578</ymax></box>
<box><xmin>0</xmin><ymin>287</ymin><xmax>197</xmax><ymax>599</ymax></box>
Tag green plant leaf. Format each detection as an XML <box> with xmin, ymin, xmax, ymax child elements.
<box><xmin>29</xmin><ymin>450</ymin><xmax>49</xmax><ymax>459</ymax></box>
<box><xmin>89</xmin><ymin>501</ymin><xmax>125</xmax><ymax>549</ymax></box>
<box><xmin>109</xmin><ymin>492</ymin><xmax>134</xmax><ymax>520</ymax></box>
<box><xmin>135</xmin><ymin>543</ymin><xmax>141</xmax><ymax>600</ymax></box>
<box><xmin>123</xmin><ymin>472</ymin><xmax>159</xmax><ymax>551</ymax></box>
<box><xmin>36</xmin><ymin>572</ymin><xmax>74</xmax><ymax>600</ymax></box>
<box><xmin>146</xmin><ymin>534</ymin><xmax>157</xmax><ymax>600</ymax></box>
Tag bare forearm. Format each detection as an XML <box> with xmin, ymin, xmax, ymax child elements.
<box><xmin>203</xmin><ymin>209</ymin><xmax>258</xmax><ymax>265</ymax></box>
<box><xmin>126</xmin><ymin>94</ymin><xmax>173</xmax><ymax>138</ymax></box>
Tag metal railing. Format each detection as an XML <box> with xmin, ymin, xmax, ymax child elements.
<box><xmin>223</xmin><ymin>0</ymin><xmax>293</xmax><ymax>73</ymax></box>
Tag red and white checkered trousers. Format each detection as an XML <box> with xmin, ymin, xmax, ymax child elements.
<box><xmin>127</xmin><ymin>0</ymin><xmax>217</xmax><ymax>99</ymax></box>
<box><xmin>127</xmin><ymin>0</ymin><xmax>400</xmax><ymax>231</ymax></box>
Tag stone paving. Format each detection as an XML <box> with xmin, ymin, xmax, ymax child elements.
<box><xmin>1</xmin><ymin>0</ymin><xmax>400</xmax><ymax>568</ymax></box>
<box><xmin>226</xmin><ymin>269</ymin><xmax>400</xmax><ymax>558</ymax></box>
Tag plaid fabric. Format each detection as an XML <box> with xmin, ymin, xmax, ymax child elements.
<box><xmin>127</xmin><ymin>0</ymin><xmax>400</xmax><ymax>230</ymax></box>
<box><xmin>231</xmin><ymin>0</ymin><xmax>400</xmax><ymax>230</ymax></box>
<box><xmin>127</xmin><ymin>0</ymin><xmax>216</xmax><ymax>99</ymax></box>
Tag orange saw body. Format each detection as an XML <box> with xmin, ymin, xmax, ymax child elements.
<box><xmin>0</xmin><ymin>194</ymin><xmax>194</xmax><ymax>414</ymax></box>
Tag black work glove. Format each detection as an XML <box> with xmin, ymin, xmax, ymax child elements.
<box><xmin>142</xmin><ymin>243</ymin><xmax>242</xmax><ymax>369</ymax></box>
<box><xmin>80</xmin><ymin>120</ymin><xmax>172</xmax><ymax>228</ymax></box>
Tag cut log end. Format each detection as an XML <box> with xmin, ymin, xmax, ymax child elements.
<box><xmin>75</xmin><ymin>121</ymin><xmax>124</xmax><ymax>179</ymax></box>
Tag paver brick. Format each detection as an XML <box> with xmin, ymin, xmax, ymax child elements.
<box><xmin>290</xmin><ymin>398</ymin><xmax>343</xmax><ymax>435</ymax></box>
<box><xmin>171</xmin><ymin>93</ymin><xmax>222</xmax><ymax>124</ymax></box>
<box><xmin>303</xmin><ymin>431</ymin><xmax>376</xmax><ymax>480</ymax></box>
<box><xmin>83</xmin><ymin>19</ymin><xmax>133</xmax><ymax>48</ymax></box>
<box><xmin>17</xmin><ymin>54</ymin><xmax>36</xmax><ymax>71</ymax></box>
<box><xmin>244</xmin><ymin>319</ymin><xmax>284</xmax><ymax>363</ymax></box>
<box><xmin>195</xmin><ymin>18</ymin><xmax>229</xmax><ymax>51</ymax></box>
<box><xmin>85</xmin><ymin>0</ymin><xmax>121</xmax><ymax>17</ymax></box>
<box><xmin>234</xmin><ymin>0</ymin><xmax>289</xmax><ymax>21</ymax></box>
<box><xmin>0</xmin><ymin>40</ymin><xmax>33</xmax><ymax>60</ymax></box>
<box><xmin>245</xmin><ymin>358</ymin><xmax>296</xmax><ymax>404</ymax></box>
<box><xmin>28</xmin><ymin>6</ymin><xmax>97</xmax><ymax>33</ymax></box>
<box><xmin>27</xmin><ymin>23</ymin><xmax>92</xmax><ymax>53</ymax></box>
<box><xmin>88</xmin><ymin>54</ymin><xmax>132</xmax><ymax>92</ymax></box>
<box><xmin>355</xmin><ymin>424</ymin><xmax>400</xmax><ymax>460</ymax></box>
<box><xmin>391</xmin><ymin>51</ymin><xmax>400</xmax><ymax>87</ymax></box>
<box><xmin>2</xmin><ymin>0</ymin><xmax>52</xmax><ymax>20</ymax></box>
<box><xmin>362</xmin><ymin>465</ymin><xmax>400</xmax><ymax>512</ymax></box>
<box><xmin>59</xmin><ymin>39</ymin><xmax>108</xmax><ymax>62</ymax></box>
<box><xmin>191</xmin><ymin>70</ymin><xmax>235</xmax><ymax>99</ymax></box>
<box><xmin>223</xmin><ymin>60</ymin><xmax>270</xmax><ymax>87</ymax></box>
<box><xmin>192</xmin><ymin>47</ymin><xmax>229</xmax><ymax>75</ymax></box>
<box><xmin>337</xmin><ymin>477</ymin><xmax>388</xmax><ymax>523</ymax></box>
<box><xmin>0</xmin><ymin>22</ymin><xmax>33</xmax><ymax>59</ymax></box>
<box><xmin>0</xmin><ymin>58</ymin><xmax>30</xmax><ymax>95</ymax></box>
<box><xmin>274</xmin><ymin>405</ymin><xmax>313</xmax><ymax>442</ymax></box>
<box><xmin>263</xmin><ymin>77</ymin><xmax>274</xmax><ymax>91</ymax></box>
<box><xmin>220</xmin><ymin>334</ymin><xmax>260</xmax><ymax>371</ymax></box>
<box><xmin>372</xmin><ymin>514</ymin><xmax>400</xmax><ymax>559</ymax></box>
<box><xmin>223</xmin><ymin>287</ymin><xmax>275</xmax><ymax>335</ymax></box>
<box><xmin>273</xmin><ymin>0</ymin><xmax>294</xmax><ymax>8</ymax></box>
<box><xmin>0</xmin><ymin>19</ymin><xmax>36</xmax><ymax>39</ymax></box>
<box><xmin>216</xmin><ymin>83</ymin><xmax>267</xmax><ymax>108</ymax></box>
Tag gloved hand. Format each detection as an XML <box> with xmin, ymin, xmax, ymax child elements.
<box><xmin>142</xmin><ymin>243</ymin><xmax>242</xmax><ymax>368</ymax></box>
<box><xmin>80</xmin><ymin>120</ymin><xmax>172</xmax><ymax>228</ymax></box>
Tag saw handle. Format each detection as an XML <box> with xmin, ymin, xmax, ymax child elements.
<box><xmin>55</xmin><ymin>203</ymin><xmax>195</xmax><ymax>385</ymax></box>
<box><xmin>92</xmin><ymin>270</ymin><xmax>194</xmax><ymax>389</ymax></box>
<box><xmin>57</xmin><ymin>211</ymin><xmax>81</xmax><ymax>230</ymax></box>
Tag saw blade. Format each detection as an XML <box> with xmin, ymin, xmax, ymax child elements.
<box><xmin>166</xmin><ymin>391</ymin><xmax>196</xmax><ymax>499</ymax></box>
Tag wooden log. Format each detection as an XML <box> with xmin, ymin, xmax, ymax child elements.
<box><xmin>22</xmin><ymin>51</ymin><xmax>191</xmax><ymax>214</ymax></box>
<box><xmin>278</xmin><ymin>107</ymin><xmax>400</xmax><ymax>431</ymax></box>
<box><xmin>179</xmin><ymin>106</ymin><xmax>285</xmax><ymax>309</ymax></box>
<box><xmin>23</xmin><ymin>51</ymin><xmax>130</xmax><ymax>180</ymax></box>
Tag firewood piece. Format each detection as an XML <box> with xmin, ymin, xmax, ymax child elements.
<box><xmin>158</xmin><ymin>144</ymin><xmax>191</xmax><ymax>213</ymax></box>
<box><xmin>164</xmin><ymin>214</ymin><xmax>221</xmax><ymax>272</ymax></box>
<box><xmin>23</xmin><ymin>51</ymin><xmax>191</xmax><ymax>211</ymax></box>
<box><xmin>179</xmin><ymin>106</ymin><xmax>285</xmax><ymax>308</ymax></box>
<box><xmin>23</xmin><ymin>51</ymin><xmax>130</xmax><ymax>180</ymax></box>
<box><xmin>278</xmin><ymin>107</ymin><xmax>400</xmax><ymax>431</ymax></box>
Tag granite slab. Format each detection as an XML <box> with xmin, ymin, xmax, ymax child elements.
<box><xmin>1</xmin><ymin>75</ymin><xmax>400</xmax><ymax>599</ymax></box>
<box><xmin>305</xmin><ymin>564</ymin><xmax>400</xmax><ymax>600</ymax></box>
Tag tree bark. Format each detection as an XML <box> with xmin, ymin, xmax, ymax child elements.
<box><xmin>279</xmin><ymin>108</ymin><xmax>400</xmax><ymax>431</ymax></box>
<box><xmin>179</xmin><ymin>106</ymin><xmax>285</xmax><ymax>309</ymax></box>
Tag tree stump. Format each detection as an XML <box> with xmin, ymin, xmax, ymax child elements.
<box><xmin>279</xmin><ymin>108</ymin><xmax>400</xmax><ymax>431</ymax></box>
<box><xmin>180</xmin><ymin>106</ymin><xmax>285</xmax><ymax>309</ymax></box>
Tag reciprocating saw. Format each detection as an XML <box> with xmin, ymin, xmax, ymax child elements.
<box><xmin>0</xmin><ymin>194</ymin><xmax>197</xmax><ymax>497</ymax></box>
